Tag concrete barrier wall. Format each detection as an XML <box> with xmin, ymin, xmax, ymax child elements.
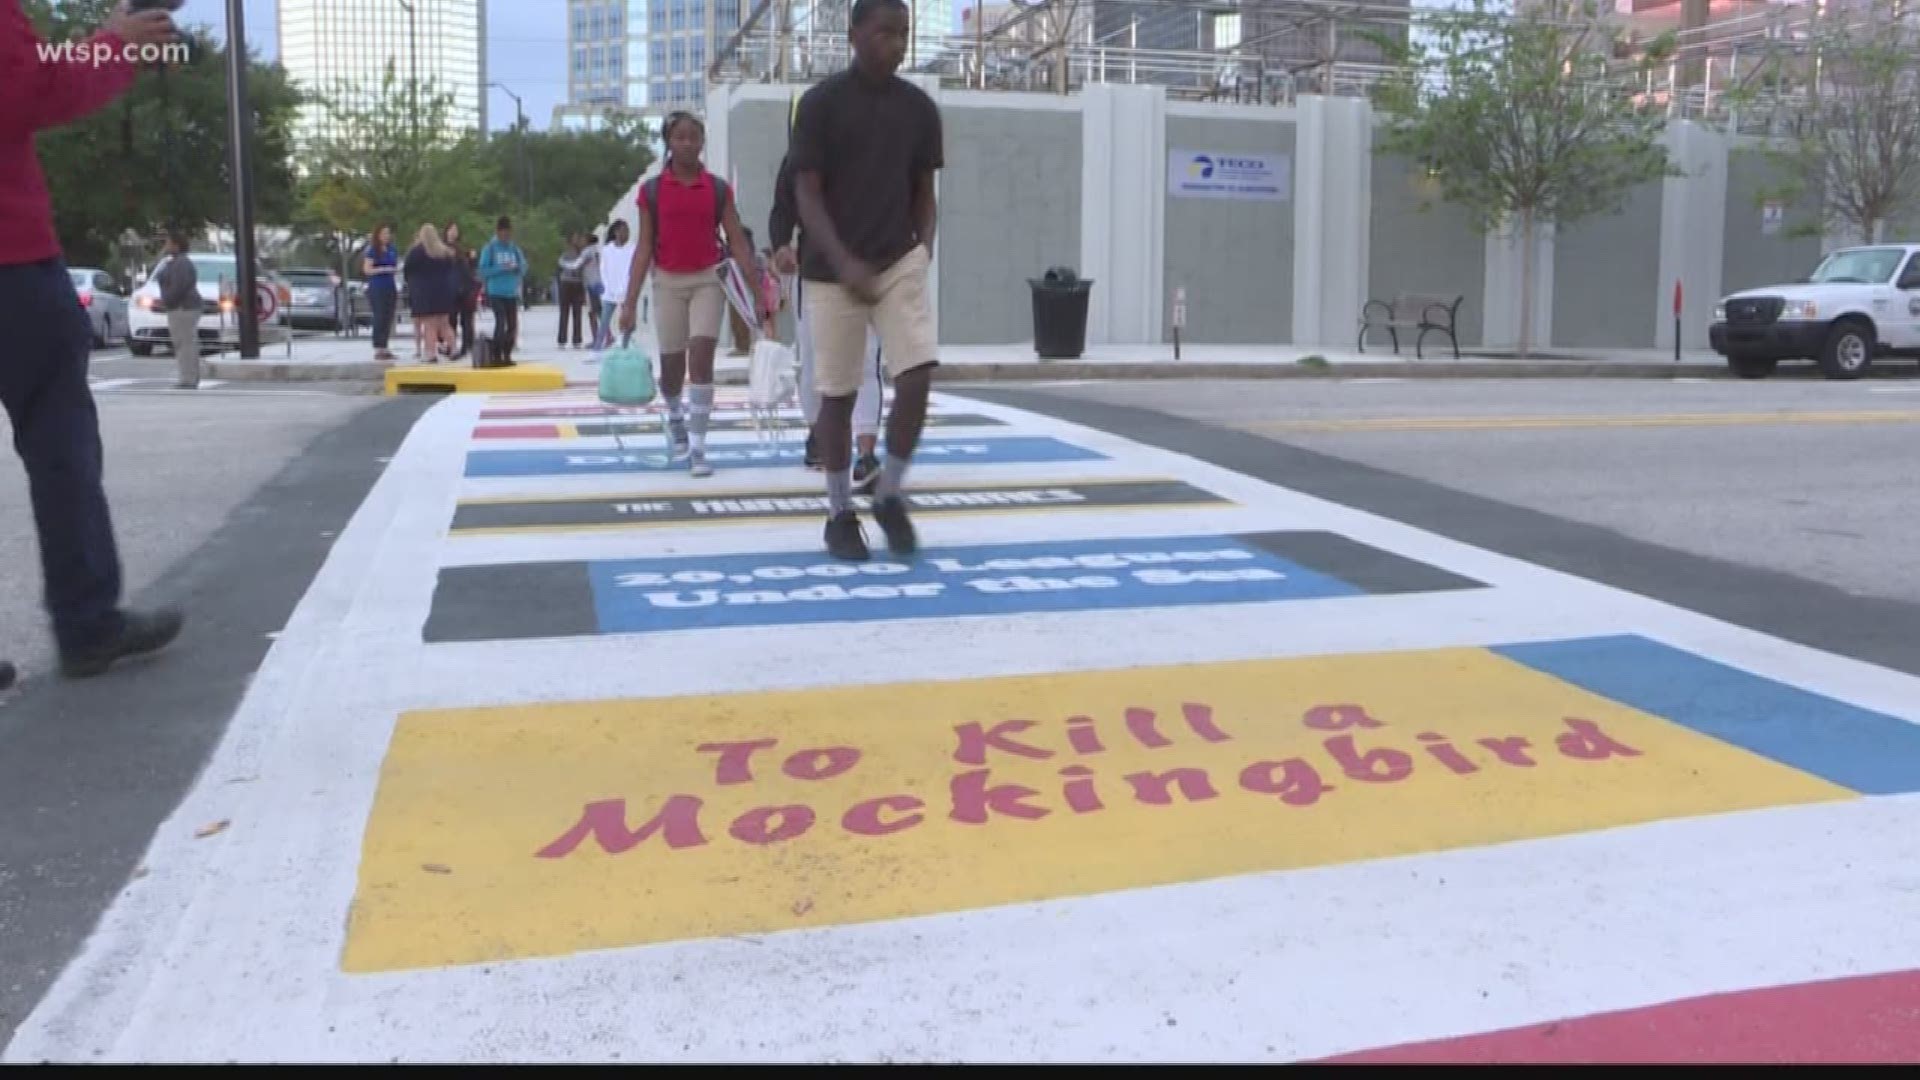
<box><xmin>1162</xmin><ymin>111</ymin><xmax>1296</xmax><ymax>344</ymax></box>
<box><xmin>939</xmin><ymin>101</ymin><xmax>1083</xmax><ymax>345</ymax></box>
<box><xmin>1555</xmin><ymin>181</ymin><xmax>1663</xmax><ymax>350</ymax></box>
<box><xmin>714</xmin><ymin>83</ymin><xmax>1846</xmax><ymax>353</ymax></box>
<box><xmin>1723</xmin><ymin>149</ymin><xmax>1825</xmax><ymax>296</ymax></box>
<box><xmin>1367</xmin><ymin>154</ymin><xmax>1486</xmax><ymax>352</ymax></box>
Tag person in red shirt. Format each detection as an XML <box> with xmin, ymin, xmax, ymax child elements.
<box><xmin>616</xmin><ymin>111</ymin><xmax>769</xmax><ymax>478</ymax></box>
<box><xmin>1</xmin><ymin>0</ymin><xmax>186</xmax><ymax>678</ymax></box>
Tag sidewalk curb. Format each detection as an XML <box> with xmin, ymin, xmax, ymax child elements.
<box><xmin>206</xmin><ymin>360</ymin><xmax>389</xmax><ymax>382</ymax></box>
<box><xmin>205</xmin><ymin>357</ymin><xmax>1735</xmax><ymax>384</ymax></box>
<box><xmin>930</xmin><ymin>360</ymin><xmax>1732</xmax><ymax>381</ymax></box>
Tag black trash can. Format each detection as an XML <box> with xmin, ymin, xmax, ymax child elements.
<box><xmin>1030</xmin><ymin>266</ymin><xmax>1093</xmax><ymax>360</ymax></box>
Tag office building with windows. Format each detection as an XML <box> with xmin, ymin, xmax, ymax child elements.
<box><xmin>568</xmin><ymin>0</ymin><xmax>747</xmax><ymax>117</ymax></box>
<box><xmin>278</xmin><ymin>0</ymin><xmax>486</xmax><ymax>148</ymax></box>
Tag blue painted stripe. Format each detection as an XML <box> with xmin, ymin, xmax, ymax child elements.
<box><xmin>1494</xmin><ymin>634</ymin><xmax>1920</xmax><ymax>795</ymax></box>
<box><xmin>465</xmin><ymin>436</ymin><xmax>1106</xmax><ymax>477</ymax></box>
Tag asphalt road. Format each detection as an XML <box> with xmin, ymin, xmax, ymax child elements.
<box><xmin>0</xmin><ymin>389</ymin><xmax>379</xmax><ymax>683</ymax></box>
<box><xmin>1002</xmin><ymin>378</ymin><xmax>1920</xmax><ymax>607</ymax></box>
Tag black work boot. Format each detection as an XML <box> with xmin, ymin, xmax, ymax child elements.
<box><xmin>60</xmin><ymin>607</ymin><xmax>185</xmax><ymax>679</ymax></box>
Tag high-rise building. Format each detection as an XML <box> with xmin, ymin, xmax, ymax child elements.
<box><xmin>568</xmin><ymin>0</ymin><xmax>748</xmax><ymax>117</ymax></box>
<box><xmin>279</xmin><ymin>0</ymin><xmax>486</xmax><ymax>148</ymax></box>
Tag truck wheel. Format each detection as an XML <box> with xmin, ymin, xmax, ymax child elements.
<box><xmin>1728</xmin><ymin>354</ymin><xmax>1778</xmax><ymax>379</ymax></box>
<box><xmin>128</xmin><ymin>341</ymin><xmax>154</xmax><ymax>357</ymax></box>
<box><xmin>1817</xmin><ymin>319</ymin><xmax>1874</xmax><ymax>380</ymax></box>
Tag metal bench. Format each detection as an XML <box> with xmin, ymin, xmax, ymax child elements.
<box><xmin>1358</xmin><ymin>293</ymin><xmax>1464</xmax><ymax>360</ymax></box>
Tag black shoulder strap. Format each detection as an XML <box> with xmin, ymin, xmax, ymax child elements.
<box><xmin>641</xmin><ymin>176</ymin><xmax>660</xmax><ymax>237</ymax></box>
<box><xmin>712</xmin><ymin>176</ymin><xmax>730</xmax><ymax>226</ymax></box>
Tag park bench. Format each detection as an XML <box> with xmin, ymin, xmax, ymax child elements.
<box><xmin>1357</xmin><ymin>293</ymin><xmax>1465</xmax><ymax>360</ymax></box>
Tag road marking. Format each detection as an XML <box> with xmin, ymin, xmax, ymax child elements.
<box><xmin>341</xmin><ymin>634</ymin><xmax>1915</xmax><ymax>974</ymax></box>
<box><xmin>1249</xmin><ymin>409</ymin><xmax>1920</xmax><ymax>433</ymax></box>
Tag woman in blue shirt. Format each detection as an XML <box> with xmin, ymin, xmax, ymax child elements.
<box><xmin>361</xmin><ymin>223</ymin><xmax>399</xmax><ymax>362</ymax></box>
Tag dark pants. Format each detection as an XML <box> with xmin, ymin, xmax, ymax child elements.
<box><xmin>370</xmin><ymin>286</ymin><xmax>397</xmax><ymax>350</ymax></box>
<box><xmin>488</xmin><ymin>296</ymin><xmax>519</xmax><ymax>361</ymax></box>
<box><xmin>453</xmin><ymin>302</ymin><xmax>475</xmax><ymax>356</ymax></box>
<box><xmin>0</xmin><ymin>259</ymin><xmax>124</xmax><ymax>653</ymax></box>
<box><xmin>557</xmin><ymin>280</ymin><xmax>586</xmax><ymax>345</ymax></box>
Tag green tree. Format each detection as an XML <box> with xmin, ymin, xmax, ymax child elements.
<box><xmin>1723</xmin><ymin>0</ymin><xmax>1920</xmax><ymax>245</ymax></box>
<box><xmin>26</xmin><ymin>0</ymin><xmax>301</xmax><ymax>271</ymax></box>
<box><xmin>296</xmin><ymin>63</ymin><xmax>490</xmax><ymax>277</ymax></box>
<box><xmin>1369</xmin><ymin>0</ymin><xmax>1677</xmax><ymax>356</ymax></box>
<box><xmin>476</xmin><ymin>116</ymin><xmax>655</xmax><ymax>231</ymax></box>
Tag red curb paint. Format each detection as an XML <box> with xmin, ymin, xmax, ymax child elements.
<box><xmin>474</xmin><ymin>424</ymin><xmax>561</xmax><ymax>439</ymax></box>
<box><xmin>1326</xmin><ymin>968</ymin><xmax>1920</xmax><ymax>1063</ymax></box>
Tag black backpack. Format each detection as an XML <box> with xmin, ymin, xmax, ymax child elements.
<box><xmin>640</xmin><ymin>172</ymin><xmax>731</xmax><ymax>244</ymax></box>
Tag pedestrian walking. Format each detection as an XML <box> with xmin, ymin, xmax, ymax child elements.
<box><xmin>771</xmin><ymin>151</ymin><xmax>885</xmax><ymax>488</ymax></box>
<box><xmin>616</xmin><ymin>111</ymin><xmax>772</xmax><ymax>478</ymax></box>
<box><xmin>1</xmin><ymin>0</ymin><xmax>185</xmax><ymax>677</ymax></box>
<box><xmin>444</xmin><ymin>219</ymin><xmax>479</xmax><ymax>360</ymax></box>
<box><xmin>596</xmin><ymin>220</ymin><xmax>635</xmax><ymax>350</ymax></box>
<box><xmin>154</xmin><ymin>230</ymin><xmax>202</xmax><ymax>389</ymax></box>
<box><xmin>582</xmin><ymin>230</ymin><xmax>604</xmax><ymax>347</ymax></box>
<box><xmin>363</xmin><ymin>223</ymin><xmax>400</xmax><ymax>363</ymax></box>
<box><xmin>478</xmin><ymin>216</ymin><xmax>527</xmax><ymax>365</ymax></box>
<box><xmin>556</xmin><ymin>234</ymin><xmax>588</xmax><ymax>348</ymax></box>
<box><xmin>787</xmin><ymin>0</ymin><xmax>944</xmax><ymax>559</ymax></box>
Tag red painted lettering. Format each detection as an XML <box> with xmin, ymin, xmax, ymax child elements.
<box><xmin>696</xmin><ymin>738</ymin><xmax>778</xmax><ymax>785</ymax></box>
<box><xmin>1556</xmin><ymin>717</ymin><xmax>1644</xmax><ymax>761</ymax></box>
<box><xmin>1239</xmin><ymin>758</ymin><xmax>1332</xmax><ymax>806</ymax></box>
<box><xmin>1323</xmin><ymin>734</ymin><xmax>1414</xmax><ymax>783</ymax></box>
<box><xmin>842</xmin><ymin>794</ymin><xmax>926</xmax><ymax>837</ymax></box>
<box><xmin>952</xmin><ymin>719</ymin><xmax>1054</xmax><ymax>766</ymax></box>
<box><xmin>1303</xmin><ymin>704</ymin><xmax>1385</xmax><ymax>731</ymax></box>
<box><xmin>1125</xmin><ymin>767</ymin><xmax>1219</xmax><ymax>806</ymax></box>
<box><xmin>1060</xmin><ymin>765</ymin><xmax>1105</xmax><ymax>813</ymax></box>
<box><xmin>1126</xmin><ymin>707</ymin><xmax>1173</xmax><ymax>749</ymax></box>
<box><xmin>1478</xmin><ymin>736</ymin><xmax>1536</xmax><ymax>767</ymax></box>
<box><xmin>1065</xmin><ymin>715</ymin><xmax>1105</xmax><ymax>754</ymax></box>
<box><xmin>1183</xmin><ymin>702</ymin><xmax>1232</xmax><ymax>743</ymax></box>
<box><xmin>1418</xmin><ymin>733</ymin><xmax>1479</xmax><ymax>775</ymax></box>
<box><xmin>782</xmin><ymin>746</ymin><xmax>862</xmax><ymax>781</ymax></box>
<box><xmin>949</xmin><ymin>769</ymin><xmax>1052</xmax><ymax>824</ymax></box>
<box><xmin>729</xmin><ymin>804</ymin><xmax>817</xmax><ymax>845</ymax></box>
<box><xmin>535</xmin><ymin>796</ymin><xmax>708</xmax><ymax>858</ymax></box>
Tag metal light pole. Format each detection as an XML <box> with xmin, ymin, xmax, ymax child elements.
<box><xmin>225</xmin><ymin>0</ymin><xmax>260</xmax><ymax>358</ymax></box>
<box><xmin>490</xmin><ymin>82</ymin><xmax>530</xmax><ymax>205</ymax></box>
<box><xmin>397</xmin><ymin>0</ymin><xmax>418</xmax><ymax>144</ymax></box>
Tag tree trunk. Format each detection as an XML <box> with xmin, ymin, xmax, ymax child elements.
<box><xmin>1870</xmin><ymin>217</ymin><xmax>1885</xmax><ymax>244</ymax></box>
<box><xmin>1518</xmin><ymin>209</ymin><xmax>1536</xmax><ymax>360</ymax></box>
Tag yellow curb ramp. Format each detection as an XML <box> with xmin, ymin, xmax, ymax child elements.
<box><xmin>385</xmin><ymin>363</ymin><xmax>567</xmax><ymax>396</ymax></box>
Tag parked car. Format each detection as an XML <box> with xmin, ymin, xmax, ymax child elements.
<box><xmin>279</xmin><ymin>266</ymin><xmax>369</xmax><ymax>331</ymax></box>
<box><xmin>127</xmin><ymin>252</ymin><xmax>293</xmax><ymax>356</ymax></box>
<box><xmin>68</xmin><ymin>266</ymin><xmax>129</xmax><ymax>348</ymax></box>
<box><xmin>1710</xmin><ymin>244</ymin><xmax>1920</xmax><ymax>380</ymax></box>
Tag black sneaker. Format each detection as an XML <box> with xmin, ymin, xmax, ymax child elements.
<box><xmin>0</xmin><ymin>660</ymin><xmax>15</xmax><ymax>692</ymax></box>
<box><xmin>824</xmin><ymin>511</ymin><xmax>870</xmax><ymax>561</ymax></box>
<box><xmin>803</xmin><ymin>431</ymin><xmax>822</xmax><ymax>471</ymax></box>
<box><xmin>59</xmin><ymin>606</ymin><xmax>185</xmax><ymax>679</ymax></box>
<box><xmin>852</xmin><ymin>452</ymin><xmax>882</xmax><ymax>495</ymax></box>
<box><xmin>871</xmin><ymin>495</ymin><xmax>917</xmax><ymax>556</ymax></box>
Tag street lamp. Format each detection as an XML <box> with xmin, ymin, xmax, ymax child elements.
<box><xmin>489</xmin><ymin>81</ymin><xmax>531</xmax><ymax>206</ymax></box>
<box><xmin>396</xmin><ymin>0</ymin><xmax>418</xmax><ymax>144</ymax></box>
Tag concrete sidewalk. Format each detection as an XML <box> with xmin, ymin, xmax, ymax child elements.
<box><xmin>207</xmin><ymin>305</ymin><xmax>1736</xmax><ymax>384</ymax></box>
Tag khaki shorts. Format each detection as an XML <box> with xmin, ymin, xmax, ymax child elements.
<box><xmin>804</xmin><ymin>245</ymin><xmax>937</xmax><ymax>397</ymax></box>
<box><xmin>652</xmin><ymin>267</ymin><xmax>725</xmax><ymax>354</ymax></box>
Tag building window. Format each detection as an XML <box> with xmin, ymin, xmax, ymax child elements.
<box><xmin>610</xmin><ymin>50</ymin><xmax>623</xmax><ymax>78</ymax></box>
<box><xmin>690</xmin><ymin>0</ymin><xmax>705</xmax><ymax>24</ymax></box>
<box><xmin>651</xmin><ymin>41</ymin><xmax>666</xmax><ymax>72</ymax></box>
<box><xmin>573</xmin><ymin>6</ymin><xmax>587</xmax><ymax>39</ymax></box>
<box><xmin>651</xmin><ymin>3</ymin><xmax>666</xmax><ymax>32</ymax></box>
<box><xmin>671</xmin><ymin>0</ymin><xmax>685</xmax><ymax>32</ymax></box>
<box><xmin>1213</xmin><ymin>13</ymin><xmax>1241</xmax><ymax>51</ymax></box>
<box><xmin>672</xmin><ymin>39</ymin><xmax>685</xmax><ymax>72</ymax></box>
<box><xmin>573</xmin><ymin>48</ymin><xmax>587</xmax><ymax>76</ymax></box>
<box><xmin>690</xmin><ymin>40</ymin><xmax>703</xmax><ymax>70</ymax></box>
<box><xmin>590</xmin><ymin>7</ymin><xmax>603</xmax><ymax>38</ymax></box>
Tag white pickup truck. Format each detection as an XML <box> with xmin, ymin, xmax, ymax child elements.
<box><xmin>1710</xmin><ymin>244</ymin><xmax>1920</xmax><ymax>379</ymax></box>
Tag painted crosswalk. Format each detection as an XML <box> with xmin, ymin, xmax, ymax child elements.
<box><xmin>10</xmin><ymin>381</ymin><xmax>1920</xmax><ymax>1063</ymax></box>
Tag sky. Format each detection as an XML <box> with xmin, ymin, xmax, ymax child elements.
<box><xmin>176</xmin><ymin>0</ymin><xmax>571</xmax><ymax>131</ymax></box>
